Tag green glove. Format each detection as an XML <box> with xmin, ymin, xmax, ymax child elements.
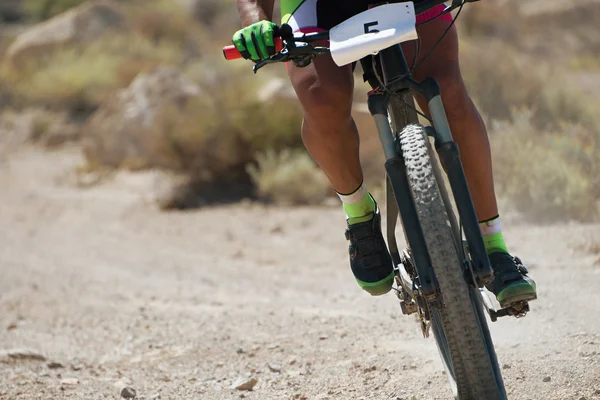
<box><xmin>232</xmin><ymin>20</ymin><xmax>278</xmax><ymax>61</ymax></box>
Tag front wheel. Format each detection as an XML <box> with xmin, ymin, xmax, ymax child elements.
<box><xmin>398</xmin><ymin>124</ymin><xmax>507</xmax><ymax>399</ymax></box>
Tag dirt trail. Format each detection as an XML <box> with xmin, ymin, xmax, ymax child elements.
<box><xmin>0</xmin><ymin>146</ymin><xmax>599</xmax><ymax>400</ymax></box>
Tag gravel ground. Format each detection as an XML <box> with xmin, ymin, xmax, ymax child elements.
<box><xmin>1</xmin><ymin>146</ymin><xmax>599</xmax><ymax>400</ymax></box>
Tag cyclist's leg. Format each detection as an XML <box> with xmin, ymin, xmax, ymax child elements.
<box><xmin>401</xmin><ymin>17</ymin><xmax>536</xmax><ymax>305</ymax></box>
<box><xmin>288</xmin><ymin>56</ymin><xmax>361</xmax><ymax>195</ymax></box>
<box><xmin>283</xmin><ymin>0</ymin><xmax>394</xmax><ymax>296</ymax></box>
<box><xmin>402</xmin><ymin>19</ymin><xmax>497</xmax><ymax>222</ymax></box>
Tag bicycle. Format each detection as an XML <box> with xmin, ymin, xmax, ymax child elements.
<box><xmin>223</xmin><ymin>1</ymin><xmax>535</xmax><ymax>398</ymax></box>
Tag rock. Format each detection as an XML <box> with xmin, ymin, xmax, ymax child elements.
<box><xmin>149</xmin><ymin>394</ymin><xmax>161</xmax><ymax>400</ymax></box>
<box><xmin>47</xmin><ymin>362</ymin><xmax>64</xmax><ymax>369</ymax></box>
<box><xmin>121</xmin><ymin>387</ymin><xmax>137</xmax><ymax>399</ymax></box>
<box><xmin>233</xmin><ymin>377</ymin><xmax>258</xmax><ymax>391</ymax></box>
<box><xmin>6</xmin><ymin>1</ymin><xmax>127</xmax><ymax>67</ymax></box>
<box><xmin>502</xmin><ymin>364</ymin><xmax>511</xmax><ymax>369</ymax></box>
<box><xmin>83</xmin><ymin>66</ymin><xmax>201</xmax><ymax>169</ymax></box>
<box><xmin>60</xmin><ymin>378</ymin><xmax>79</xmax><ymax>385</ymax></box>
<box><xmin>6</xmin><ymin>322</ymin><xmax>17</xmax><ymax>331</ymax></box>
<box><xmin>0</xmin><ymin>349</ymin><xmax>46</xmax><ymax>362</ymax></box>
<box><xmin>268</xmin><ymin>363</ymin><xmax>281</xmax><ymax>373</ymax></box>
<box><xmin>319</xmin><ymin>335</ymin><xmax>329</xmax><ymax>340</ymax></box>
<box><xmin>543</xmin><ymin>376</ymin><xmax>551</xmax><ymax>382</ymax></box>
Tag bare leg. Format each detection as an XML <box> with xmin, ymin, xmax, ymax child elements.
<box><xmin>402</xmin><ymin>20</ymin><xmax>498</xmax><ymax>221</ymax></box>
<box><xmin>287</xmin><ymin>55</ymin><xmax>361</xmax><ymax>195</ymax></box>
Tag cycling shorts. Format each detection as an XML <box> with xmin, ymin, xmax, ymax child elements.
<box><xmin>281</xmin><ymin>0</ymin><xmax>453</xmax><ymax>32</ymax></box>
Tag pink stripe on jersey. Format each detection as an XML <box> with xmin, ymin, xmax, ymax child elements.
<box><xmin>416</xmin><ymin>4</ymin><xmax>453</xmax><ymax>24</ymax></box>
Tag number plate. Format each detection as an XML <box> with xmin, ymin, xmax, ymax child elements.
<box><xmin>330</xmin><ymin>2</ymin><xmax>418</xmax><ymax>67</ymax></box>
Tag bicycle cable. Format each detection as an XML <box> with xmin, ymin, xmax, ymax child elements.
<box><xmin>411</xmin><ymin>0</ymin><xmax>465</xmax><ymax>73</ymax></box>
<box><xmin>371</xmin><ymin>0</ymin><xmax>466</xmax><ymax>124</ymax></box>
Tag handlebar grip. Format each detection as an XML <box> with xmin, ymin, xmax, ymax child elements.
<box><xmin>222</xmin><ymin>37</ymin><xmax>284</xmax><ymax>60</ymax></box>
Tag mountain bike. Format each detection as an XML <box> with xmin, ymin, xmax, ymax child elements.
<box><xmin>223</xmin><ymin>1</ymin><xmax>534</xmax><ymax>398</ymax></box>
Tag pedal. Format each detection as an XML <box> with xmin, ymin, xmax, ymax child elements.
<box><xmin>400</xmin><ymin>300</ymin><xmax>418</xmax><ymax>315</ymax></box>
<box><xmin>479</xmin><ymin>288</ymin><xmax>531</xmax><ymax>322</ymax></box>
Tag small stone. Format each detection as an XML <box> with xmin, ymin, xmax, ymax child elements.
<box><xmin>233</xmin><ymin>377</ymin><xmax>258</xmax><ymax>391</ymax></box>
<box><xmin>289</xmin><ymin>358</ymin><xmax>297</xmax><ymax>365</ymax></box>
<box><xmin>70</xmin><ymin>363</ymin><xmax>83</xmax><ymax>371</ymax></box>
<box><xmin>60</xmin><ymin>378</ymin><xmax>79</xmax><ymax>385</ymax></box>
<box><xmin>595</xmin><ymin>388</ymin><xmax>600</xmax><ymax>395</ymax></box>
<box><xmin>47</xmin><ymin>362</ymin><xmax>64</xmax><ymax>369</ymax></box>
<box><xmin>1</xmin><ymin>349</ymin><xmax>46</xmax><ymax>362</ymax></box>
<box><xmin>542</xmin><ymin>376</ymin><xmax>551</xmax><ymax>382</ymax></box>
<box><xmin>121</xmin><ymin>387</ymin><xmax>137</xmax><ymax>399</ymax></box>
<box><xmin>578</xmin><ymin>396</ymin><xmax>587</xmax><ymax>400</ymax></box>
<box><xmin>319</xmin><ymin>335</ymin><xmax>329</xmax><ymax>340</ymax></box>
<box><xmin>267</xmin><ymin>343</ymin><xmax>279</xmax><ymax>350</ymax></box>
<box><xmin>6</xmin><ymin>323</ymin><xmax>17</xmax><ymax>331</ymax></box>
<box><xmin>236</xmin><ymin>348</ymin><xmax>245</xmax><ymax>354</ymax></box>
<box><xmin>149</xmin><ymin>394</ymin><xmax>161</xmax><ymax>400</ymax></box>
<box><xmin>502</xmin><ymin>364</ymin><xmax>511</xmax><ymax>369</ymax></box>
<box><xmin>363</xmin><ymin>365</ymin><xmax>377</xmax><ymax>373</ymax></box>
<box><xmin>315</xmin><ymin>393</ymin><xmax>329</xmax><ymax>399</ymax></box>
<box><xmin>268</xmin><ymin>363</ymin><xmax>281</xmax><ymax>373</ymax></box>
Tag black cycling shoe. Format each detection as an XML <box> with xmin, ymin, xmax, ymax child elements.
<box><xmin>345</xmin><ymin>205</ymin><xmax>394</xmax><ymax>296</ymax></box>
<box><xmin>486</xmin><ymin>252</ymin><xmax>537</xmax><ymax>308</ymax></box>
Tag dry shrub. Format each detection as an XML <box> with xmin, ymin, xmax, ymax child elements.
<box><xmin>139</xmin><ymin>66</ymin><xmax>304</xmax><ymax>195</ymax></box>
<box><xmin>460</xmin><ymin>40</ymin><xmax>543</xmax><ymax>124</ymax></box>
<box><xmin>461</xmin><ymin>40</ymin><xmax>600</xmax><ymax>133</ymax></box>
<box><xmin>0</xmin><ymin>33</ymin><xmax>180</xmax><ymax>113</ymax></box>
<box><xmin>247</xmin><ymin>149</ymin><xmax>331</xmax><ymax>205</ymax></box>
<box><xmin>492</xmin><ymin>110</ymin><xmax>600</xmax><ymax>222</ymax></box>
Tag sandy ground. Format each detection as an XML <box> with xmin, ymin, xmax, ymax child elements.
<box><xmin>1</xmin><ymin>146</ymin><xmax>599</xmax><ymax>400</ymax></box>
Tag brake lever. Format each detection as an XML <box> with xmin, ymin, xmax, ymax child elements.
<box><xmin>253</xmin><ymin>50</ymin><xmax>291</xmax><ymax>73</ymax></box>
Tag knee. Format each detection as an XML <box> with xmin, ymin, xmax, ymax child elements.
<box><xmin>292</xmin><ymin>71</ymin><xmax>353</xmax><ymax>125</ymax></box>
<box><xmin>435</xmin><ymin>69</ymin><xmax>473</xmax><ymax>117</ymax></box>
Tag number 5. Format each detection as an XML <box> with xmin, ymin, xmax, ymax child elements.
<box><xmin>364</xmin><ymin>21</ymin><xmax>380</xmax><ymax>34</ymax></box>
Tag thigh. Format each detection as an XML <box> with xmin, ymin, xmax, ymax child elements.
<box><xmin>401</xmin><ymin>18</ymin><xmax>466</xmax><ymax>112</ymax></box>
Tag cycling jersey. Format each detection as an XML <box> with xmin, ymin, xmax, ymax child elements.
<box><xmin>282</xmin><ymin>0</ymin><xmax>452</xmax><ymax>32</ymax></box>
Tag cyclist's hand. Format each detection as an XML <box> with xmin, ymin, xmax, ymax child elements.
<box><xmin>232</xmin><ymin>21</ymin><xmax>278</xmax><ymax>62</ymax></box>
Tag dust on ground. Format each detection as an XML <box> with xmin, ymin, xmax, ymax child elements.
<box><xmin>1</xmin><ymin>146</ymin><xmax>599</xmax><ymax>400</ymax></box>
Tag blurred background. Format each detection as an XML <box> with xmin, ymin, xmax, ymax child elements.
<box><xmin>1</xmin><ymin>1</ymin><xmax>599</xmax><ymax>399</ymax></box>
<box><xmin>0</xmin><ymin>0</ymin><xmax>598</xmax><ymax>220</ymax></box>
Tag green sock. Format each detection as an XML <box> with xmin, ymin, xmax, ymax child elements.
<box><xmin>479</xmin><ymin>216</ymin><xmax>509</xmax><ymax>254</ymax></box>
<box><xmin>338</xmin><ymin>184</ymin><xmax>376</xmax><ymax>225</ymax></box>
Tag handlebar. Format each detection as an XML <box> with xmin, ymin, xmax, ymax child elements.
<box><xmin>223</xmin><ymin>37</ymin><xmax>284</xmax><ymax>60</ymax></box>
<box><xmin>222</xmin><ymin>0</ymin><xmax>468</xmax><ymax>67</ymax></box>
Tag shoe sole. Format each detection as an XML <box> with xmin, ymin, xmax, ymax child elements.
<box><xmin>498</xmin><ymin>292</ymin><xmax>537</xmax><ymax>308</ymax></box>
<box><xmin>357</xmin><ymin>272</ymin><xmax>395</xmax><ymax>296</ymax></box>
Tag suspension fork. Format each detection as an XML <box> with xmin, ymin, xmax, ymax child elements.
<box><xmin>366</xmin><ymin>44</ymin><xmax>439</xmax><ymax>299</ymax></box>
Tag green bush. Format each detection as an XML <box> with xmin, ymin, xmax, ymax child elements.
<box><xmin>24</xmin><ymin>0</ymin><xmax>88</xmax><ymax>21</ymax></box>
